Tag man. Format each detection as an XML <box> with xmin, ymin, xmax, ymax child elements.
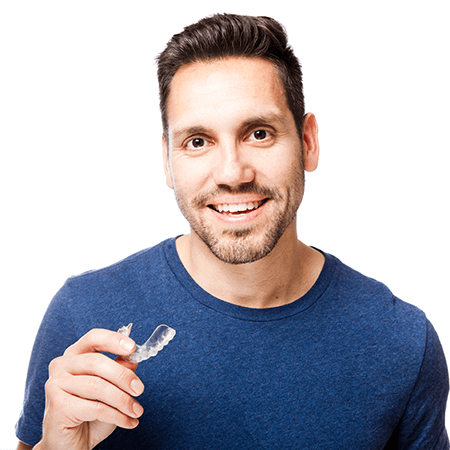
<box><xmin>16</xmin><ymin>13</ymin><xmax>449</xmax><ymax>450</ymax></box>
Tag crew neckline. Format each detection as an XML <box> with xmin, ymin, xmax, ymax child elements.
<box><xmin>163</xmin><ymin>237</ymin><xmax>337</xmax><ymax>322</ymax></box>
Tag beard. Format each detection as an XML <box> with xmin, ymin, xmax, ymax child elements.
<box><xmin>173</xmin><ymin>168</ymin><xmax>305</xmax><ymax>265</ymax></box>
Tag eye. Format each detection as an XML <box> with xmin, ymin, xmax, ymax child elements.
<box><xmin>248</xmin><ymin>129</ymin><xmax>271</xmax><ymax>141</ymax></box>
<box><xmin>186</xmin><ymin>137</ymin><xmax>208</xmax><ymax>150</ymax></box>
<box><xmin>253</xmin><ymin>130</ymin><xmax>267</xmax><ymax>140</ymax></box>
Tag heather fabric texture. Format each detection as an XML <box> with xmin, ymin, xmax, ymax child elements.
<box><xmin>16</xmin><ymin>238</ymin><xmax>449</xmax><ymax>449</ymax></box>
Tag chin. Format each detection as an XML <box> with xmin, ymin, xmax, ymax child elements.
<box><xmin>200</xmin><ymin>226</ymin><xmax>284</xmax><ymax>265</ymax></box>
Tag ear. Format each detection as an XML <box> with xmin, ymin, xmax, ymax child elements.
<box><xmin>162</xmin><ymin>135</ymin><xmax>174</xmax><ymax>189</ymax></box>
<box><xmin>302</xmin><ymin>113</ymin><xmax>320</xmax><ymax>172</ymax></box>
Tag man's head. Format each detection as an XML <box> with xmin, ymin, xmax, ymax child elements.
<box><xmin>157</xmin><ymin>13</ymin><xmax>305</xmax><ymax>144</ymax></box>
<box><xmin>157</xmin><ymin>14</ymin><xmax>319</xmax><ymax>265</ymax></box>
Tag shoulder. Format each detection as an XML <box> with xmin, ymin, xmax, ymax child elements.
<box><xmin>46</xmin><ymin>237</ymin><xmax>178</xmax><ymax>333</ymax></box>
<box><xmin>68</xmin><ymin>237</ymin><xmax>174</xmax><ymax>285</ymax></box>
<box><xmin>323</xmin><ymin>252</ymin><xmax>429</xmax><ymax>362</ymax></box>
<box><xmin>62</xmin><ymin>238</ymin><xmax>178</xmax><ymax>294</ymax></box>
<box><xmin>321</xmin><ymin>253</ymin><xmax>449</xmax><ymax>426</ymax></box>
<box><xmin>329</xmin><ymin>252</ymin><xmax>426</xmax><ymax>324</ymax></box>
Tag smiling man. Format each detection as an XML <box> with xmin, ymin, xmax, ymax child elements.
<box><xmin>162</xmin><ymin>56</ymin><xmax>324</xmax><ymax>308</ymax></box>
<box><xmin>16</xmin><ymin>14</ymin><xmax>449</xmax><ymax>450</ymax></box>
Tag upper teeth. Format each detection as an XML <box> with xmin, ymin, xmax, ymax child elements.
<box><xmin>215</xmin><ymin>201</ymin><xmax>262</xmax><ymax>213</ymax></box>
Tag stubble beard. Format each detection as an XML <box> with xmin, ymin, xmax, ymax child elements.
<box><xmin>204</xmin><ymin>203</ymin><xmax>297</xmax><ymax>265</ymax></box>
<box><xmin>173</xmin><ymin>168</ymin><xmax>305</xmax><ymax>265</ymax></box>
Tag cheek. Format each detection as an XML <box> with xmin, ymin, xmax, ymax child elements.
<box><xmin>170</xmin><ymin>156</ymin><xmax>212</xmax><ymax>197</ymax></box>
<box><xmin>260</xmin><ymin>151</ymin><xmax>301</xmax><ymax>184</ymax></box>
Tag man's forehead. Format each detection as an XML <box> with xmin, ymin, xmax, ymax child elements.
<box><xmin>166</xmin><ymin>57</ymin><xmax>290</xmax><ymax>134</ymax></box>
<box><xmin>171</xmin><ymin>57</ymin><xmax>281</xmax><ymax>91</ymax></box>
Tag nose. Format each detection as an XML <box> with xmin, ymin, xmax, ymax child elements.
<box><xmin>212</xmin><ymin>141</ymin><xmax>255</xmax><ymax>187</ymax></box>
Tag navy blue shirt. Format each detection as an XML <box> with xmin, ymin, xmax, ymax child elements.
<box><xmin>16</xmin><ymin>238</ymin><xmax>449</xmax><ymax>448</ymax></box>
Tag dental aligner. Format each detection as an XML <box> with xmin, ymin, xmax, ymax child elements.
<box><xmin>118</xmin><ymin>323</ymin><xmax>176</xmax><ymax>363</ymax></box>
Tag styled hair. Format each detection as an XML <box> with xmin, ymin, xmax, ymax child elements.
<box><xmin>156</xmin><ymin>13</ymin><xmax>305</xmax><ymax>142</ymax></box>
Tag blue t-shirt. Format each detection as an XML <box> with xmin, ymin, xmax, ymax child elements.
<box><xmin>16</xmin><ymin>238</ymin><xmax>449</xmax><ymax>449</ymax></box>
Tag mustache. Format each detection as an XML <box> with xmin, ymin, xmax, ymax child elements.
<box><xmin>191</xmin><ymin>182</ymin><xmax>281</xmax><ymax>208</ymax></box>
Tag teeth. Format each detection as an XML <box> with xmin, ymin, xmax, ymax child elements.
<box><xmin>214</xmin><ymin>201</ymin><xmax>263</xmax><ymax>213</ymax></box>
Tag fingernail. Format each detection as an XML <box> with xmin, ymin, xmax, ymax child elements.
<box><xmin>133</xmin><ymin>402</ymin><xmax>144</xmax><ymax>418</ymax></box>
<box><xmin>130</xmin><ymin>418</ymin><xmax>139</xmax><ymax>428</ymax></box>
<box><xmin>120</xmin><ymin>338</ymin><xmax>134</xmax><ymax>352</ymax></box>
<box><xmin>131</xmin><ymin>378</ymin><xmax>144</xmax><ymax>396</ymax></box>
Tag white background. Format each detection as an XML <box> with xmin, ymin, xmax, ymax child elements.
<box><xmin>1</xmin><ymin>1</ymin><xmax>449</xmax><ymax>447</ymax></box>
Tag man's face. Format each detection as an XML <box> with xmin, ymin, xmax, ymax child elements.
<box><xmin>163</xmin><ymin>57</ymin><xmax>306</xmax><ymax>264</ymax></box>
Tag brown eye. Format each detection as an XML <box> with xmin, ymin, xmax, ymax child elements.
<box><xmin>187</xmin><ymin>137</ymin><xmax>207</xmax><ymax>149</ymax></box>
<box><xmin>246</xmin><ymin>128</ymin><xmax>274</xmax><ymax>146</ymax></box>
<box><xmin>253</xmin><ymin>130</ymin><xmax>267</xmax><ymax>140</ymax></box>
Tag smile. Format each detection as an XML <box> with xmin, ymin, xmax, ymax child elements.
<box><xmin>209</xmin><ymin>200</ymin><xmax>267</xmax><ymax>214</ymax></box>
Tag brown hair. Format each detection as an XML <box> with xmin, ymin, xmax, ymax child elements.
<box><xmin>156</xmin><ymin>13</ymin><xmax>305</xmax><ymax>142</ymax></box>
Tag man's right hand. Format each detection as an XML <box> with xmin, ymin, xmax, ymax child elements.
<box><xmin>35</xmin><ymin>328</ymin><xmax>145</xmax><ymax>450</ymax></box>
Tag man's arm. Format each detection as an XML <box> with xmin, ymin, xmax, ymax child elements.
<box><xmin>17</xmin><ymin>442</ymin><xmax>32</xmax><ymax>450</ymax></box>
<box><xmin>393</xmin><ymin>320</ymin><xmax>449</xmax><ymax>449</ymax></box>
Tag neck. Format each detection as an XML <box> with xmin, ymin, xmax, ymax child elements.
<box><xmin>176</xmin><ymin>221</ymin><xmax>325</xmax><ymax>309</ymax></box>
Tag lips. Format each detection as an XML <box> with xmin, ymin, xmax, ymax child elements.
<box><xmin>209</xmin><ymin>200</ymin><xmax>266</xmax><ymax>214</ymax></box>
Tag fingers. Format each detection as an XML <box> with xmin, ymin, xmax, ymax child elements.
<box><xmin>41</xmin><ymin>328</ymin><xmax>146</xmax><ymax>447</ymax></box>
<box><xmin>64</xmin><ymin>328</ymin><xmax>136</xmax><ymax>357</ymax></box>
<box><xmin>45</xmin><ymin>378</ymin><xmax>141</xmax><ymax>430</ymax></box>
<box><xmin>50</xmin><ymin>352</ymin><xmax>143</xmax><ymax>396</ymax></box>
<box><xmin>49</xmin><ymin>374</ymin><xmax>144</xmax><ymax>421</ymax></box>
<box><xmin>46</xmin><ymin>351</ymin><xmax>145</xmax><ymax>432</ymax></box>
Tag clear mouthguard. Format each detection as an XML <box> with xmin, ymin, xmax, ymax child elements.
<box><xmin>118</xmin><ymin>323</ymin><xmax>176</xmax><ymax>363</ymax></box>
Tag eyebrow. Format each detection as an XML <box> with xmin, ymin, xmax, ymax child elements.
<box><xmin>172</xmin><ymin>126</ymin><xmax>211</xmax><ymax>142</ymax></box>
<box><xmin>171</xmin><ymin>112</ymin><xmax>289</xmax><ymax>142</ymax></box>
<box><xmin>240</xmin><ymin>113</ymin><xmax>289</xmax><ymax>130</ymax></box>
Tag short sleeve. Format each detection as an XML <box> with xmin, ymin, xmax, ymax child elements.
<box><xmin>389</xmin><ymin>320</ymin><xmax>449</xmax><ymax>449</ymax></box>
<box><xmin>15</xmin><ymin>283</ymin><xmax>78</xmax><ymax>446</ymax></box>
